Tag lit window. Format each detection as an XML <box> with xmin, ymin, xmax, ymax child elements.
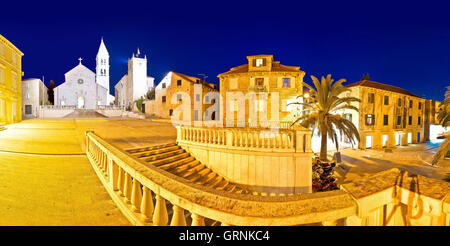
<box><xmin>283</xmin><ymin>78</ymin><xmax>290</xmax><ymax>88</ymax></box>
<box><xmin>255</xmin><ymin>58</ymin><xmax>263</xmax><ymax>67</ymax></box>
<box><xmin>344</xmin><ymin>113</ymin><xmax>352</xmax><ymax>121</ymax></box>
<box><xmin>365</xmin><ymin>114</ymin><xmax>374</xmax><ymax>125</ymax></box>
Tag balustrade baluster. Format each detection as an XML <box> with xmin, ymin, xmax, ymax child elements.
<box><xmin>140</xmin><ymin>186</ymin><xmax>154</xmax><ymax>222</ymax></box>
<box><xmin>153</xmin><ymin>195</ymin><xmax>168</xmax><ymax>226</ymax></box>
<box><xmin>191</xmin><ymin>213</ymin><xmax>205</xmax><ymax>226</ymax></box>
<box><xmin>170</xmin><ymin>205</ymin><xmax>187</xmax><ymax>226</ymax></box>
<box><xmin>124</xmin><ymin>173</ymin><xmax>133</xmax><ymax>203</ymax></box>
<box><xmin>117</xmin><ymin>167</ymin><xmax>125</xmax><ymax>196</ymax></box>
<box><xmin>131</xmin><ymin>178</ymin><xmax>143</xmax><ymax>212</ymax></box>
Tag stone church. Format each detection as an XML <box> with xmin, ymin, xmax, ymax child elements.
<box><xmin>54</xmin><ymin>38</ymin><xmax>114</xmax><ymax>109</ymax></box>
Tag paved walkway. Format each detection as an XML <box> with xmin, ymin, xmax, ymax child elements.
<box><xmin>335</xmin><ymin>141</ymin><xmax>450</xmax><ymax>184</ymax></box>
<box><xmin>0</xmin><ymin>118</ymin><xmax>177</xmax><ymax>225</ymax></box>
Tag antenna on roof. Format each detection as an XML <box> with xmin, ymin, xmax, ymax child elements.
<box><xmin>198</xmin><ymin>74</ymin><xmax>208</xmax><ymax>82</ymax></box>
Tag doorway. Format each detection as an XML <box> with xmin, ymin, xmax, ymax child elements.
<box><xmin>382</xmin><ymin>134</ymin><xmax>388</xmax><ymax>147</ymax></box>
<box><xmin>407</xmin><ymin>132</ymin><xmax>412</xmax><ymax>144</ymax></box>
<box><xmin>365</xmin><ymin>135</ymin><xmax>373</xmax><ymax>149</ymax></box>
<box><xmin>417</xmin><ymin>132</ymin><xmax>420</xmax><ymax>143</ymax></box>
<box><xmin>77</xmin><ymin>96</ymin><xmax>85</xmax><ymax>109</ymax></box>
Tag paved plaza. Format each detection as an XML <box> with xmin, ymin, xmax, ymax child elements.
<box><xmin>0</xmin><ymin>118</ymin><xmax>447</xmax><ymax>225</ymax></box>
<box><xmin>0</xmin><ymin>118</ymin><xmax>177</xmax><ymax>225</ymax></box>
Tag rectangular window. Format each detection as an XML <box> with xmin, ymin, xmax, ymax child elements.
<box><xmin>365</xmin><ymin>114</ymin><xmax>374</xmax><ymax>125</ymax></box>
<box><xmin>398</xmin><ymin>98</ymin><xmax>402</xmax><ymax>106</ymax></box>
<box><xmin>194</xmin><ymin>110</ymin><xmax>199</xmax><ymax>121</ymax></box>
<box><xmin>25</xmin><ymin>105</ymin><xmax>32</xmax><ymax>114</ymax></box>
<box><xmin>195</xmin><ymin>94</ymin><xmax>200</xmax><ymax>102</ymax></box>
<box><xmin>255</xmin><ymin>58</ymin><xmax>264</xmax><ymax>67</ymax></box>
<box><xmin>169</xmin><ymin>109</ymin><xmax>173</xmax><ymax>116</ymax></box>
<box><xmin>409</xmin><ymin>100</ymin><xmax>413</xmax><ymax>108</ymax></box>
<box><xmin>384</xmin><ymin>96</ymin><xmax>389</xmax><ymax>105</ymax></box>
<box><xmin>195</xmin><ymin>79</ymin><xmax>200</xmax><ymax>84</ymax></box>
<box><xmin>408</xmin><ymin>116</ymin><xmax>412</xmax><ymax>125</ymax></box>
<box><xmin>283</xmin><ymin>78</ymin><xmax>290</xmax><ymax>88</ymax></box>
<box><xmin>418</xmin><ymin>116</ymin><xmax>421</xmax><ymax>125</ymax></box>
<box><xmin>418</xmin><ymin>102</ymin><xmax>422</xmax><ymax>109</ymax></box>
<box><xmin>397</xmin><ymin>115</ymin><xmax>402</xmax><ymax>125</ymax></box>
<box><xmin>344</xmin><ymin>113</ymin><xmax>352</xmax><ymax>122</ymax></box>
<box><xmin>205</xmin><ymin>95</ymin><xmax>209</xmax><ymax>102</ymax></box>
<box><xmin>162</xmin><ymin>83</ymin><xmax>166</xmax><ymax>89</ymax></box>
<box><xmin>162</xmin><ymin>96</ymin><xmax>166</xmax><ymax>102</ymax></box>
<box><xmin>255</xmin><ymin>78</ymin><xmax>264</xmax><ymax>86</ymax></box>
<box><xmin>177</xmin><ymin>80</ymin><xmax>182</xmax><ymax>86</ymax></box>
<box><xmin>368</xmin><ymin>93</ymin><xmax>374</xmax><ymax>103</ymax></box>
<box><xmin>383</xmin><ymin>115</ymin><xmax>389</xmax><ymax>126</ymax></box>
<box><xmin>26</xmin><ymin>93</ymin><xmax>30</xmax><ymax>99</ymax></box>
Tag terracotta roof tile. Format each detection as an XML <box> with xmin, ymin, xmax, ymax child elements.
<box><xmin>346</xmin><ymin>80</ymin><xmax>422</xmax><ymax>98</ymax></box>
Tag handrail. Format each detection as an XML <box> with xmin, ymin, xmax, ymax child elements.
<box><xmin>86</xmin><ymin>131</ymin><xmax>356</xmax><ymax>226</ymax></box>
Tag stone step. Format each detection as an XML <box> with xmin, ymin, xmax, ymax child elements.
<box><xmin>132</xmin><ymin>145</ymin><xmax>181</xmax><ymax>158</ymax></box>
<box><xmin>166</xmin><ymin>160</ymin><xmax>201</xmax><ymax>173</ymax></box>
<box><xmin>157</xmin><ymin>156</ymin><xmax>196</xmax><ymax>169</ymax></box>
<box><xmin>147</xmin><ymin>152</ymin><xmax>191</xmax><ymax>166</ymax></box>
<box><xmin>126</xmin><ymin>143</ymin><xmax>178</xmax><ymax>154</ymax></box>
<box><xmin>142</xmin><ymin>149</ymin><xmax>186</xmax><ymax>162</ymax></box>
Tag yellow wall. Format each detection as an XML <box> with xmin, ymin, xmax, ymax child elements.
<box><xmin>0</xmin><ymin>34</ymin><xmax>23</xmax><ymax>125</ymax></box>
<box><xmin>342</xmin><ymin>86</ymin><xmax>425</xmax><ymax>149</ymax></box>
<box><xmin>218</xmin><ymin>55</ymin><xmax>305</xmax><ymax>126</ymax></box>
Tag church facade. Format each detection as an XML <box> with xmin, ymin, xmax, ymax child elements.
<box><xmin>54</xmin><ymin>39</ymin><xmax>114</xmax><ymax>109</ymax></box>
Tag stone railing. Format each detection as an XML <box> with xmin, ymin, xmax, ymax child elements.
<box><xmin>97</xmin><ymin>105</ymin><xmax>125</xmax><ymax>110</ymax></box>
<box><xmin>39</xmin><ymin>105</ymin><xmax>76</xmax><ymax>109</ymax></box>
<box><xmin>86</xmin><ymin>131</ymin><xmax>355</xmax><ymax>226</ymax></box>
<box><xmin>86</xmin><ymin>131</ymin><xmax>450</xmax><ymax>226</ymax></box>
<box><xmin>176</xmin><ymin>126</ymin><xmax>310</xmax><ymax>153</ymax></box>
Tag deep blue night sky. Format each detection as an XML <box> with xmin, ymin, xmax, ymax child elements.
<box><xmin>1</xmin><ymin>0</ymin><xmax>449</xmax><ymax>100</ymax></box>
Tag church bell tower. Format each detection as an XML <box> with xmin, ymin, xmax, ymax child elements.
<box><xmin>96</xmin><ymin>38</ymin><xmax>110</xmax><ymax>92</ymax></box>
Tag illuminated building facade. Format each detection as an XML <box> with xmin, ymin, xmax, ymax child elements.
<box><xmin>0</xmin><ymin>34</ymin><xmax>23</xmax><ymax>124</ymax></box>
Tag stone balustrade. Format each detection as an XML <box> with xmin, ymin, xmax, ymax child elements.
<box><xmin>177</xmin><ymin>125</ymin><xmax>310</xmax><ymax>153</ymax></box>
<box><xmin>86</xmin><ymin>131</ymin><xmax>450</xmax><ymax>226</ymax></box>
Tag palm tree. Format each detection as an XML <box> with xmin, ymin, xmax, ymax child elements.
<box><xmin>432</xmin><ymin>86</ymin><xmax>450</xmax><ymax>166</ymax></box>
<box><xmin>290</xmin><ymin>75</ymin><xmax>361</xmax><ymax>161</ymax></box>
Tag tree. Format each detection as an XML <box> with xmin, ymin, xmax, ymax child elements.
<box><xmin>432</xmin><ymin>86</ymin><xmax>450</xmax><ymax>166</ymax></box>
<box><xmin>47</xmin><ymin>80</ymin><xmax>55</xmax><ymax>105</ymax></box>
<box><xmin>290</xmin><ymin>75</ymin><xmax>361</xmax><ymax>161</ymax></box>
<box><xmin>146</xmin><ymin>87</ymin><xmax>155</xmax><ymax>100</ymax></box>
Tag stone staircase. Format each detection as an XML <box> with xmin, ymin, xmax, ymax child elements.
<box><xmin>126</xmin><ymin>143</ymin><xmax>252</xmax><ymax>194</ymax></box>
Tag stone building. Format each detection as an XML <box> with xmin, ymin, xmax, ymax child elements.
<box><xmin>217</xmin><ymin>54</ymin><xmax>305</xmax><ymax>127</ymax></box>
<box><xmin>114</xmin><ymin>50</ymin><xmax>154</xmax><ymax>109</ymax></box>
<box><xmin>0</xmin><ymin>34</ymin><xmax>23</xmax><ymax>124</ymax></box>
<box><xmin>21</xmin><ymin>78</ymin><xmax>48</xmax><ymax>118</ymax></box>
<box><xmin>145</xmin><ymin>71</ymin><xmax>218</xmax><ymax>123</ymax></box>
<box><xmin>342</xmin><ymin>79</ymin><xmax>426</xmax><ymax>150</ymax></box>
<box><xmin>54</xmin><ymin>39</ymin><xmax>114</xmax><ymax>109</ymax></box>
